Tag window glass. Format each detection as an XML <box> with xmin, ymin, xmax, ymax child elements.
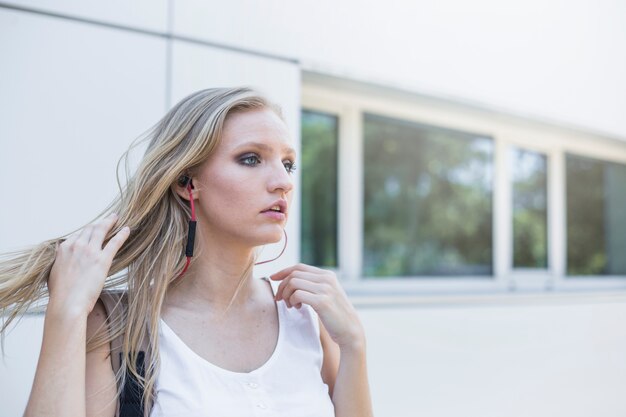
<box><xmin>300</xmin><ymin>110</ymin><xmax>338</xmax><ymax>267</ymax></box>
<box><xmin>363</xmin><ymin>113</ymin><xmax>493</xmax><ymax>277</ymax></box>
<box><xmin>566</xmin><ymin>154</ymin><xmax>626</xmax><ymax>275</ymax></box>
<box><xmin>511</xmin><ymin>148</ymin><xmax>548</xmax><ymax>268</ymax></box>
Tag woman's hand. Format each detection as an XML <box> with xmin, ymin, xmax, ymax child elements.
<box><xmin>270</xmin><ymin>263</ymin><xmax>365</xmax><ymax>351</ymax></box>
<box><xmin>47</xmin><ymin>213</ymin><xmax>130</xmax><ymax>316</ymax></box>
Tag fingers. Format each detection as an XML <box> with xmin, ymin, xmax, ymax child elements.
<box><xmin>270</xmin><ymin>263</ymin><xmax>322</xmax><ymax>281</ymax></box>
<box><xmin>60</xmin><ymin>229</ymin><xmax>82</xmax><ymax>248</ymax></box>
<box><xmin>89</xmin><ymin>213</ymin><xmax>119</xmax><ymax>249</ymax></box>
<box><xmin>277</xmin><ymin>277</ymin><xmax>324</xmax><ymax>308</ymax></box>
<box><xmin>75</xmin><ymin>224</ymin><xmax>93</xmax><ymax>249</ymax></box>
<box><xmin>275</xmin><ymin>271</ymin><xmax>326</xmax><ymax>302</ymax></box>
<box><xmin>102</xmin><ymin>226</ymin><xmax>131</xmax><ymax>264</ymax></box>
<box><xmin>57</xmin><ymin>214</ymin><xmax>129</xmax><ymax>265</ymax></box>
<box><xmin>288</xmin><ymin>289</ymin><xmax>323</xmax><ymax>311</ymax></box>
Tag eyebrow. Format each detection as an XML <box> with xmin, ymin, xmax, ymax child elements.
<box><xmin>234</xmin><ymin>141</ymin><xmax>296</xmax><ymax>157</ymax></box>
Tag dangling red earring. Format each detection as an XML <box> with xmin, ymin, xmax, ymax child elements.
<box><xmin>255</xmin><ymin>229</ymin><xmax>288</xmax><ymax>266</ymax></box>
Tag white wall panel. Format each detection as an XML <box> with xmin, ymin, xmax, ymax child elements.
<box><xmin>1</xmin><ymin>0</ymin><xmax>167</xmax><ymax>32</ymax></box>
<box><xmin>0</xmin><ymin>9</ymin><xmax>167</xmax><ymax>251</ymax></box>
<box><xmin>0</xmin><ymin>316</ymin><xmax>45</xmax><ymax>417</ymax></box>
<box><xmin>361</xmin><ymin>299</ymin><xmax>626</xmax><ymax>417</ymax></box>
<box><xmin>170</xmin><ymin>41</ymin><xmax>301</xmax><ymax>278</ymax></box>
<box><xmin>172</xmin><ymin>0</ymin><xmax>626</xmax><ymax>139</ymax></box>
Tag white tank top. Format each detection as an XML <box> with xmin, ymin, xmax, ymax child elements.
<box><xmin>149</xmin><ymin>277</ymin><xmax>336</xmax><ymax>417</ymax></box>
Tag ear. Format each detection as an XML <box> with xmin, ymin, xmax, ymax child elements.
<box><xmin>172</xmin><ymin>176</ymin><xmax>198</xmax><ymax>202</ymax></box>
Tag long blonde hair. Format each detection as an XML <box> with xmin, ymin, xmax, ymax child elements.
<box><xmin>0</xmin><ymin>87</ymin><xmax>283</xmax><ymax>416</ymax></box>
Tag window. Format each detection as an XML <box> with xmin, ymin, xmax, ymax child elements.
<box><xmin>303</xmin><ymin>80</ymin><xmax>626</xmax><ymax>292</ymax></box>
<box><xmin>511</xmin><ymin>148</ymin><xmax>548</xmax><ymax>269</ymax></box>
<box><xmin>362</xmin><ymin>113</ymin><xmax>493</xmax><ymax>277</ymax></box>
<box><xmin>300</xmin><ymin>110</ymin><xmax>338</xmax><ymax>267</ymax></box>
<box><xmin>566</xmin><ymin>154</ymin><xmax>626</xmax><ymax>276</ymax></box>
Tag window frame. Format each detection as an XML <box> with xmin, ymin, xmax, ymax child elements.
<box><xmin>302</xmin><ymin>77</ymin><xmax>626</xmax><ymax>295</ymax></box>
<box><xmin>509</xmin><ymin>145</ymin><xmax>550</xmax><ymax>272</ymax></box>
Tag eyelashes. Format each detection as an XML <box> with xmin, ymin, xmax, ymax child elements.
<box><xmin>282</xmin><ymin>160</ymin><xmax>297</xmax><ymax>174</ymax></box>
<box><xmin>285</xmin><ymin>161</ymin><xmax>297</xmax><ymax>173</ymax></box>
<box><xmin>239</xmin><ymin>153</ymin><xmax>297</xmax><ymax>174</ymax></box>
<box><xmin>240</xmin><ymin>154</ymin><xmax>261</xmax><ymax>166</ymax></box>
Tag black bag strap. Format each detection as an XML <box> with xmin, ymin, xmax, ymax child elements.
<box><xmin>99</xmin><ymin>291</ymin><xmax>147</xmax><ymax>417</ymax></box>
<box><xmin>118</xmin><ymin>351</ymin><xmax>145</xmax><ymax>417</ymax></box>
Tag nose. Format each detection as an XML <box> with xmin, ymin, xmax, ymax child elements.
<box><xmin>267</xmin><ymin>159</ymin><xmax>294</xmax><ymax>195</ymax></box>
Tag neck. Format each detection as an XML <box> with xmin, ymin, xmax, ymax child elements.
<box><xmin>164</xmin><ymin>230</ymin><xmax>260</xmax><ymax>313</ymax></box>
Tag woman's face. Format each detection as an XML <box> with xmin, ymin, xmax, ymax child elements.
<box><xmin>192</xmin><ymin>107</ymin><xmax>295</xmax><ymax>246</ymax></box>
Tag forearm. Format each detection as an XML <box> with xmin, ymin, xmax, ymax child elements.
<box><xmin>24</xmin><ymin>302</ymin><xmax>88</xmax><ymax>417</ymax></box>
<box><xmin>332</xmin><ymin>341</ymin><xmax>374</xmax><ymax>417</ymax></box>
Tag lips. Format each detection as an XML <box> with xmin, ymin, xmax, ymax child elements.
<box><xmin>261</xmin><ymin>199</ymin><xmax>288</xmax><ymax>216</ymax></box>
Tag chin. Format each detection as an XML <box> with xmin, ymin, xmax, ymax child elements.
<box><xmin>259</xmin><ymin>227</ymin><xmax>284</xmax><ymax>245</ymax></box>
<box><xmin>240</xmin><ymin>230</ymin><xmax>279</xmax><ymax>247</ymax></box>
<box><xmin>268</xmin><ymin>230</ymin><xmax>284</xmax><ymax>244</ymax></box>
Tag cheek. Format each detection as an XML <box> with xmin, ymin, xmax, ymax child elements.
<box><xmin>200</xmin><ymin>171</ymin><xmax>258</xmax><ymax>214</ymax></box>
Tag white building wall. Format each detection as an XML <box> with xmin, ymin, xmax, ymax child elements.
<box><xmin>0</xmin><ymin>0</ymin><xmax>168</xmax><ymax>32</ymax></box>
<box><xmin>361</xmin><ymin>297</ymin><xmax>626</xmax><ymax>417</ymax></box>
<box><xmin>172</xmin><ymin>0</ymin><xmax>626</xmax><ymax>140</ymax></box>
<box><xmin>2</xmin><ymin>2</ymin><xmax>626</xmax><ymax>417</ymax></box>
<box><xmin>0</xmin><ymin>8</ymin><xmax>167</xmax><ymax>248</ymax></box>
<box><xmin>4</xmin><ymin>0</ymin><xmax>624</xmax><ymax>138</ymax></box>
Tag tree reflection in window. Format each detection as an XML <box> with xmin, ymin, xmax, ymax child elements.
<box><xmin>511</xmin><ymin>148</ymin><xmax>548</xmax><ymax>268</ymax></box>
<box><xmin>363</xmin><ymin>113</ymin><xmax>493</xmax><ymax>277</ymax></box>
<box><xmin>300</xmin><ymin>110</ymin><xmax>338</xmax><ymax>267</ymax></box>
<box><xmin>566</xmin><ymin>154</ymin><xmax>626</xmax><ymax>275</ymax></box>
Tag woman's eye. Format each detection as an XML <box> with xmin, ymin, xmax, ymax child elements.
<box><xmin>284</xmin><ymin>161</ymin><xmax>297</xmax><ymax>174</ymax></box>
<box><xmin>240</xmin><ymin>154</ymin><xmax>296</xmax><ymax>173</ymax></box>
<box><xmin>240</xmin><ymin>154</ymin><xmax>261</xmax><ymax>166</ymax></box>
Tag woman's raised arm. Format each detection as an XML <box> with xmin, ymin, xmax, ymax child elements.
<box><xmin>23</xmin><ymin>214</ymin><xmax>129</xmax><ymax>417</ymax></box>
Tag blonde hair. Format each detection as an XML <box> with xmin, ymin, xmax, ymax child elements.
<box><xmin>0</xmin><ymin>87</ymin><xmax>283</xmax><ymax>416</ymax></box>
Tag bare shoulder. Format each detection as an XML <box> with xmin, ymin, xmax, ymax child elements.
<box><xmin>319</xmin><ymin>317</ymin><xmax>340</xmax><ymax>398</ymax></box>
<box><xmin>85</xmin><ymin>299</ymin><xmax>117</xmax><ymax>417</ymax></box>
<box><xmin>86</xmin><ymin>299</ymin><xmax>109</xmax><ymax>341</ymax></box>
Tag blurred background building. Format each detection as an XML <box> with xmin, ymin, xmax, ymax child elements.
<box><xmin>1</xmin><ymin>1</ymin><xmax>626</xmax><ymax>416</ymax></box>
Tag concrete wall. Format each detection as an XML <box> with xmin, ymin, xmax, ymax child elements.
<box><xmin>171</xmin><ymin>0</ymin><xmax>626</xmax><ymax>139</ymax></box>
<box><xmin>3</xmin><ymin>0</ymin><xmax>625</xmax><ymax>139</ymax></box>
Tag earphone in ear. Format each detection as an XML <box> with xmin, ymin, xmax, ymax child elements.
<box><xmin>178</xmin><ymin>174</ymin><xmax>192</xmax><ymax>188</ymax></box>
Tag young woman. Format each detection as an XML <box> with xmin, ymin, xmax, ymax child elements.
<box><xmin>0</xmin><ymin>87</ymin><xmax>373</xmax><ymax>417</ymax></box>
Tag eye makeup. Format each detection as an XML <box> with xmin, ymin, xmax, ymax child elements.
<box><xmin>237</xmin><ymin>152</ymin><xmax>297</xmax><ymax>173</ymax></box>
